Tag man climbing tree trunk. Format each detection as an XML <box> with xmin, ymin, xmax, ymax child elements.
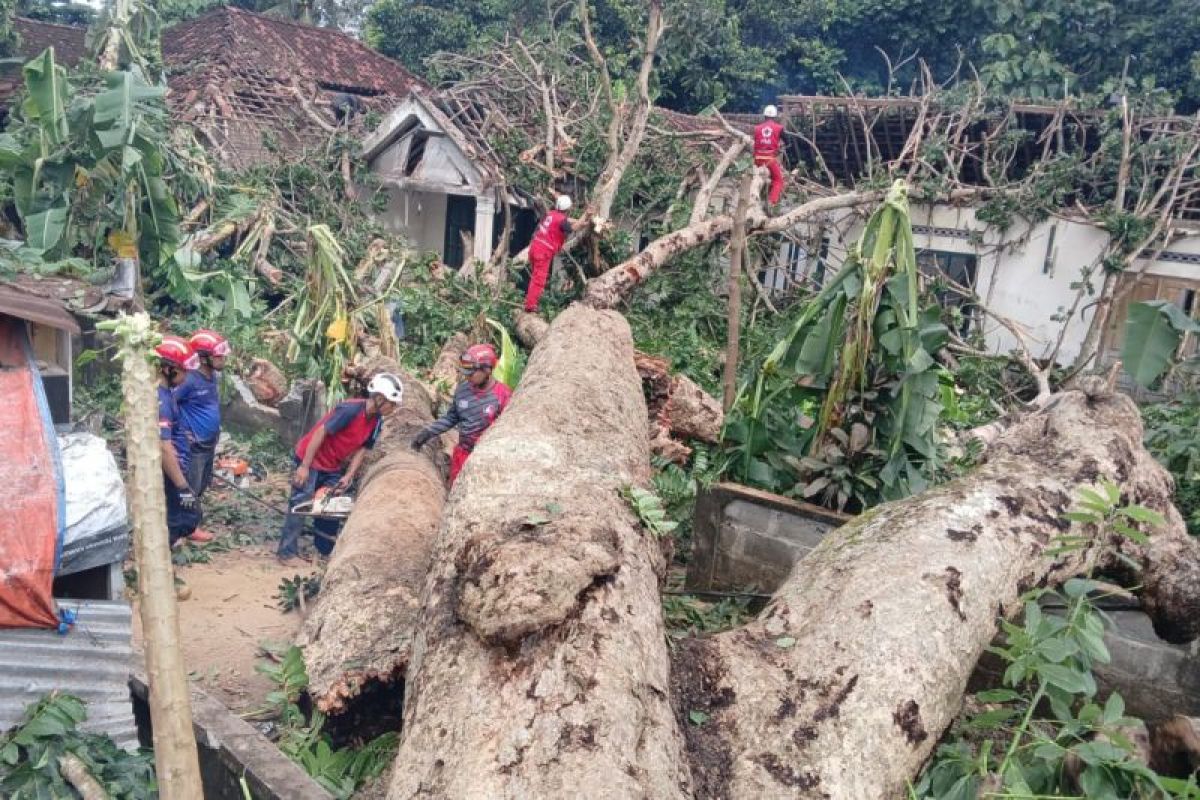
<box><xmin>298</xmin><ymin>369</ymin><xmax>445</xmax><ymax>716</ymax></box>
<box><xmin>387</xmin><ymin>306</ymin><xmax>691</xmax><ymax>799</ymax></box>
<box><xmin>386</xmin><ymin>306</ymin><xmax>1199</xmax><ymax>799</ymax></box>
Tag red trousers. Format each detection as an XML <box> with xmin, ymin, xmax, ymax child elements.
<box><xmin>448</xmin><ymin>444</ymin><xmax>471</xmax><ymax>485</ymax></box>
<box><xmin>756</xmin><ymin>155</ymin><xmax>785</xmax><ymax>205</ymax></box>
<box><xmin>525</xmin><ymin>247</ymin><xmax>554</xmax><ymax>312</ymax></box>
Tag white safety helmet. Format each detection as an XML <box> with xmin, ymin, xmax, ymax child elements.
<box><xmin>763</xmin><ymin>104</ymin><xmax>779</xmax><ymax>118</ymax></box>
<box><xmin>555</xmin><ymin>194</ymin><xmax>573</xmax><ymax>212</ymax></box>
<box><xmin>367</xmin><ymin>372</ymin><xmax>404</xmax><ymax>404</ymax></box>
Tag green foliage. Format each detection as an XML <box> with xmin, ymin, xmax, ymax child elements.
<box><xmin>912</xmin><ymin>482</ymin><xmax>1183</xmax><ymax>800</ymax></box>
<box><xmin>275</xmin><ymin>572</ymin><xmax>322</xmax><ymax>612</ymax></box>
<box><xmin>0</xmin><ymin>51</ymin><xmax>181</xmax><ymax>268</ymax></box>
<box><xmin>255</xmin><ymin>645</ymin><xmax>396</xmax><ymax>799</ymax></box>
<box><xmin>1120</xmin><ymin>300</ymin><xmax>1200</xmax><ymax>388</ymax></box>
<box><xmin>1142</xmin><ymin>397</ymin><xmax>1200</xmax><ymax>536</ymax></box>
<box><xmin>361</xmin><ymin>0</ymin><xmax>1200</xmax><ymax>113</ymax></box>
<box><xmin>0</xmin><ymin>693</ymin><xmax>157</xmax><ymax>799</ymax></box>
<box><xmin>486</xmin><ymin>318</ymin><xmax>524</xmax><ymax>390</ymax></box>
<box><xmin>723</xmin><ymin>181</ymin><xmax>949</xmax><ymax>511</ymax></box>
<box><xmin>662</xmin><ymin>593</ymin><xmax>753</xmax><ymax>637</ymax></box>
<box><xmin>621</xmin><ymin>484</ymin><xmax>678</xmax><ymax>538</ymax></box>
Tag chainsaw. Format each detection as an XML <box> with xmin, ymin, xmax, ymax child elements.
<box><xmin>289</xmin><ymin>487</ymin><xmax>355</xmax><ymax>520</ymax></box>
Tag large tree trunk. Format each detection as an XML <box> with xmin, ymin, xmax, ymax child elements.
<box><xmin>298</xmin><ymin>372</ymin><xmax>445</xmax><ymax>716</ymax></box>
<box><xmin>516</xmin><ymin>310</ymin><xmax>723</xmax><ymax>456</ymax></box>
<box><xmin>387</xmin><ymin>306</ymin><xmax>691</xmax><ymax>799</ymax></box>
<box><xmin>676</xmin><ymin>390</ymin><xmax>1200</xmax><ymax>799</ymax></box>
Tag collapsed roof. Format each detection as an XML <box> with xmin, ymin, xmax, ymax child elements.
<box><xmin>164</xmin><ymin>7</ymin><xmax>426</xmax><ymax>169</ymax></box>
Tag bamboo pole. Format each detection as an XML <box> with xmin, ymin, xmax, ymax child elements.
<box><xmin>723</xmin><ymin>172</ymin><xmax>754</xmax><ymax>412</ymax></box>
<box><xmin>106</xmin><ymin>313</ymin><xmax>202</xmax><ymax>798</ymax></box>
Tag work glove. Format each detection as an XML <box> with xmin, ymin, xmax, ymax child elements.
<box><xmin>410</xmin><ymin>430</ymin><xmax>432</xmax><ymax>451</ymax></box>
<box><xmin>178</xmin><ymin>487</ymin><xmax>198</xmax><ymax>510</ymax></box>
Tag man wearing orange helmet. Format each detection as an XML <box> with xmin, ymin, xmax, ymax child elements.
<box><xmin>174</xmin><ymin>329</ymin><xmax>230</xmax><ymax>543</ymax></box>
<box><xmin>155</xmin><ymin>336</ymin><xmax>202</xmax><ymax>545</ymax></box>
<box><xmin>410</xmin><ymin>343</ymin><xmax>512</xmax><ymax>485</ymax></box>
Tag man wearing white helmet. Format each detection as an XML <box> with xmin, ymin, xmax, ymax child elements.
<box><xmin>524</xmin><ymin>194</ymin><xmax>576</xmax><ymax>313</ymax></box>
<box><xmin>754</xmin><ymin>104</ymin><xmax>786</xmax><ymax>206</ymax></box>
<box><xmin>276</xmin><ymin>372</ymin><xmax>403</xmax><ymax>563</ymax></box>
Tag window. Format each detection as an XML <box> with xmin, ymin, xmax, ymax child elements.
<box><xmin>917</xmin><ymin>249</ymin><xmax>979</xmax><ymax>335</ymax></box>
<box><xmin>403</xmin><ymin>133</ymin><xmax>428</xmax><ymax>177</ymax></box>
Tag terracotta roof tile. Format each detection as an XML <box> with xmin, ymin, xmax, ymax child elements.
<box><xmin>12</xmin><ymin>17</ymin><xmax>87</xmax><ymax>66</ymax></box>
<box><xmin>163</xmin><ymin>7</ymin><xmax>422</xmax><ymax>97</ymax></box>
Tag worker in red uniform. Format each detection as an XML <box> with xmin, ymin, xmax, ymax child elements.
<box><xmin>276</xmin><ymin>373</ymin><xmax>404</xmax><ymax>564</ymax></box>
<box><xmin>754</xmin><ymin>104</ymin><xmax>786</xmax><ymax>206</ymax></box>
<box><xmin>524</xmin><ymin>195</ymin><xmax>575</xmax><ymax>313</ymax></box>
<box><xmin>410</xmin><ymin>344</ymin><xmax>511</xmax><ymax>485</ymax></box>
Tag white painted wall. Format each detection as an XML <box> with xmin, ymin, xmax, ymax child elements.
<box><xmin>772</xmin><ymin>203</ymin><xmax>1200</xmax><ymax>365</ymax></box>
<box><xmin>379</xmin><ymin>188</ymin><xmax>448</xmax><ymax>257</ymax></box>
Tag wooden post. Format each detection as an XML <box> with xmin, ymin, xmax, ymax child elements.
<box><xmin>723</xmin><ymin>172</ymin><xmax>755</xmax><ymax>412</ymax></box>
<box><xmin>108</xmin><ymin>313</ymin><xmax>202</xmax><ymax>798</ymax></box>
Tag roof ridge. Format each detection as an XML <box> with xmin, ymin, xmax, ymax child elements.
<box><xmin>13</xmin><ymin>15</ymin><xmax>86</xmax><ymax>31</ymax></box>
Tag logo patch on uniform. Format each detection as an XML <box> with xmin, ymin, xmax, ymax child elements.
<box><xmin>458</xmin><ymin>400</ymin><xmax>469</xmax><ymax>409</ymax></box>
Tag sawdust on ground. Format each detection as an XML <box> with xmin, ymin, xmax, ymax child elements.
<box><xmin>133</xmin><ymin>545</ymin><xmax>311</xmax><ymax>713</ymax></box>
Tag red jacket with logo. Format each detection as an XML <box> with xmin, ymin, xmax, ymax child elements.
<box><xmin>753</xmin><ymin>120</ymin><xmax>784</xmax><ymax>159</ymax></box>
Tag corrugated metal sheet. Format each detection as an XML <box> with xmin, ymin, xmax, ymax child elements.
<box><xmin>0</xmin><ymin>599</ymin><xmax>138</xmax><ymax>749</ymax></box>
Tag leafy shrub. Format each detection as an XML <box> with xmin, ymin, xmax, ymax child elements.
<box><xmin>1141</xmin><ymin>397</ymin><xmax>1200</xmax><ymax>536</ymax></box>
<box><xmin>0</xmin><ymin>693</ymin><xmax>157</xmax><ymax>799</ymax></box>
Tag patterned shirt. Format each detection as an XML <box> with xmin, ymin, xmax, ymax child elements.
<box><xmin>425</xmin><ymin>380</ymin><xmax>512</xmax><ymax>451</ymax></box>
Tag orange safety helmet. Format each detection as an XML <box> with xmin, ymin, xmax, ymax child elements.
<box><xmin>155</xmin><ymin>335</ymin><xmax>200</xmax><ymax>370</ymax></box>
<box><xmin>189</xmin><ymin>328</ymin><xmax>231</xmax><ymax>357</ymax></box>
<box><xmin>459</xmin><ymin>343</ymin><xmax>498</xmax><ymax>372</ymax></box>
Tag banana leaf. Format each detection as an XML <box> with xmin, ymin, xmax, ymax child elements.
<box><xmin>487</xmin><ymin>318</ymin><xmax>524</xmax><ymax>389</ymax></box>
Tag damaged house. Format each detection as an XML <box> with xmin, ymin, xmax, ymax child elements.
<box><xmin>748</xmin><ymin>95</ymin><xmax>1200</xmax><ymax>368</ymax></box>
<box><xmin>361</xmin><ymin>91</ymin><xmax>538</xmax><ymax>269</ymax></box>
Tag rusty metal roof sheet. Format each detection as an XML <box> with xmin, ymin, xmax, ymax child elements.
<box><xmin>0</xmin><ymin>281</ymin><xmax>81</xmax><ymax>334</ymax></box>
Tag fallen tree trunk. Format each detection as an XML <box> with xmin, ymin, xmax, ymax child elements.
<box><xmin>516</xmin><ymin>310</ymin><xmax>722</xmax><ymax>458</ymax></box>
<box><xmin>387</xmin><ymin>305</ymin><xmax>690</xmax><ymax>799</ymax></box>
<box><xmin>677</xmin><ymin>389</ymin><xmax>1200</xmax><ymax>799</ymax></box>
<box><xmin>297</xmin><ymin>370</ymin><xmax>445</xmax><ymax>716</ymax></box>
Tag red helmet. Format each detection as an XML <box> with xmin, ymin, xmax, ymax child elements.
<box><xmin>459</xmin><ymin>343</ymin><xmax>498</xmax><ymax>371</ymax></box>
<box><xmin>155</xmin><ymin>336</ymin><xmax>200</xmax><ymax>370</ymax></box>
<box><xmin>189</xmin><ymin>329</ymin><xmax>231</xmax><ymax>357</ymax></box>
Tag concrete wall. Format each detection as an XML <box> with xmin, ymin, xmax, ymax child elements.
<box><xmin>771</xmin><ymin>204</ymin><xmax>1200</xmax><ymax>365</ymax></box>
<box><xmin>685</xmin><ymin>482</ymin><xmax>847</xmax><ymax>592</ymax></box>
<box><xmin>379</xmin><ymin>188</ymin><xmax>448</xmax><ymax>257</ymax></box>
<box><xmin>692</xmin><ymin>482</ymin><xmax>1200</xmax><ymax>721</ymax></box>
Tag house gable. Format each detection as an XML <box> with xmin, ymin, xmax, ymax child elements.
<box><xmin>364</xmin><ymin>94</ymin><xmax>491</xmax><ymax>195</ymax></box>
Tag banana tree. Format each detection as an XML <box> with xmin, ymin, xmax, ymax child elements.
<box><xmin>0</xmin><ymin>48</ymin><xmax>180</xmax><ymax>270</ymax></box>
<box><xmin>723</xmin><ymin>180</ymin><xmax>950</xmax><ymax>510</ymax></box>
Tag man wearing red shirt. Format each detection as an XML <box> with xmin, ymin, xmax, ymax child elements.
<box><xmin>276</xmin><ymin>372</ymin><xmax>404</xmax><ymax>564</ymax></box>
<box><xmin>754</xmin><ymin>104</ymin><xmax>786</xmax><ymax>206</ymax></box>
<box><xmin>524</xmin><ymin>195</ymin><xmax>575</xmax><ymax>313</ymax></box>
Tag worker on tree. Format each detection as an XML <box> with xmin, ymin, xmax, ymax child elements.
<box><xmin>524</xmin><ymin>195</ymin><xmax>575</xmax><ymax>313</ymax></box>
<box><xmin>410</xmin><ymin>344</ymin><xmax>511</xmax><ymax>485</ymax></box>
<box><xmin>754</xmin><ymin>104</ymin><xmax>786</xmax><ymax>206</ymax></box>
<box><xmin>155</xmin><ymin>336</ymin><xmax>202</xmax><ymax>546</ymax></box>
<box><xmin>173</xmin><ymin>328</ymin><xmax>230</xmax><ymax>543</ymax></box>
<box><xmin>276</xmin><ymin>373</ymin><xmax>404</xmax><ymax>565</ymax></box>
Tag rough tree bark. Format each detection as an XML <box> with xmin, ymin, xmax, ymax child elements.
<box><xmin>516</xmin><ymin>310</ymin><xmax>722</xmax><ymax>452</ymax></box>
<box><xmin>676</xmin><ymin>389</ymin><xmax>1200</xmax><ymax>799</ymax></box>
<box><xmin>298</xmin><ymin>370</ymin><xmax>445</xmax><ymax>716</ymax></box>
<box><xmin>381</xmin><ymin>308</ymin><xmax>1199</xmax><ymax>799</ymax></box>
<box><xmin>387</xmin><ymin>306</ymin><xmax>691</xmax><ymax>799</ymax></box>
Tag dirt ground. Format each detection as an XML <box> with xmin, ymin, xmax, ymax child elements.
<box><xmin>134</xmin><ymin>545</ymin><xmax>312</xmax><ymax>712</ymax></box>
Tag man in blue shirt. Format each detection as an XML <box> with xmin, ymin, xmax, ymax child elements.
<box><xmin>174</xmin><ymin>329</ymin><xmax>230</xmax><ymax>543</ymax></box>
<box><xmin>156</xmin><ymin>336</ymin><xmax>201</xmax><ymax>546</ymax></box>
